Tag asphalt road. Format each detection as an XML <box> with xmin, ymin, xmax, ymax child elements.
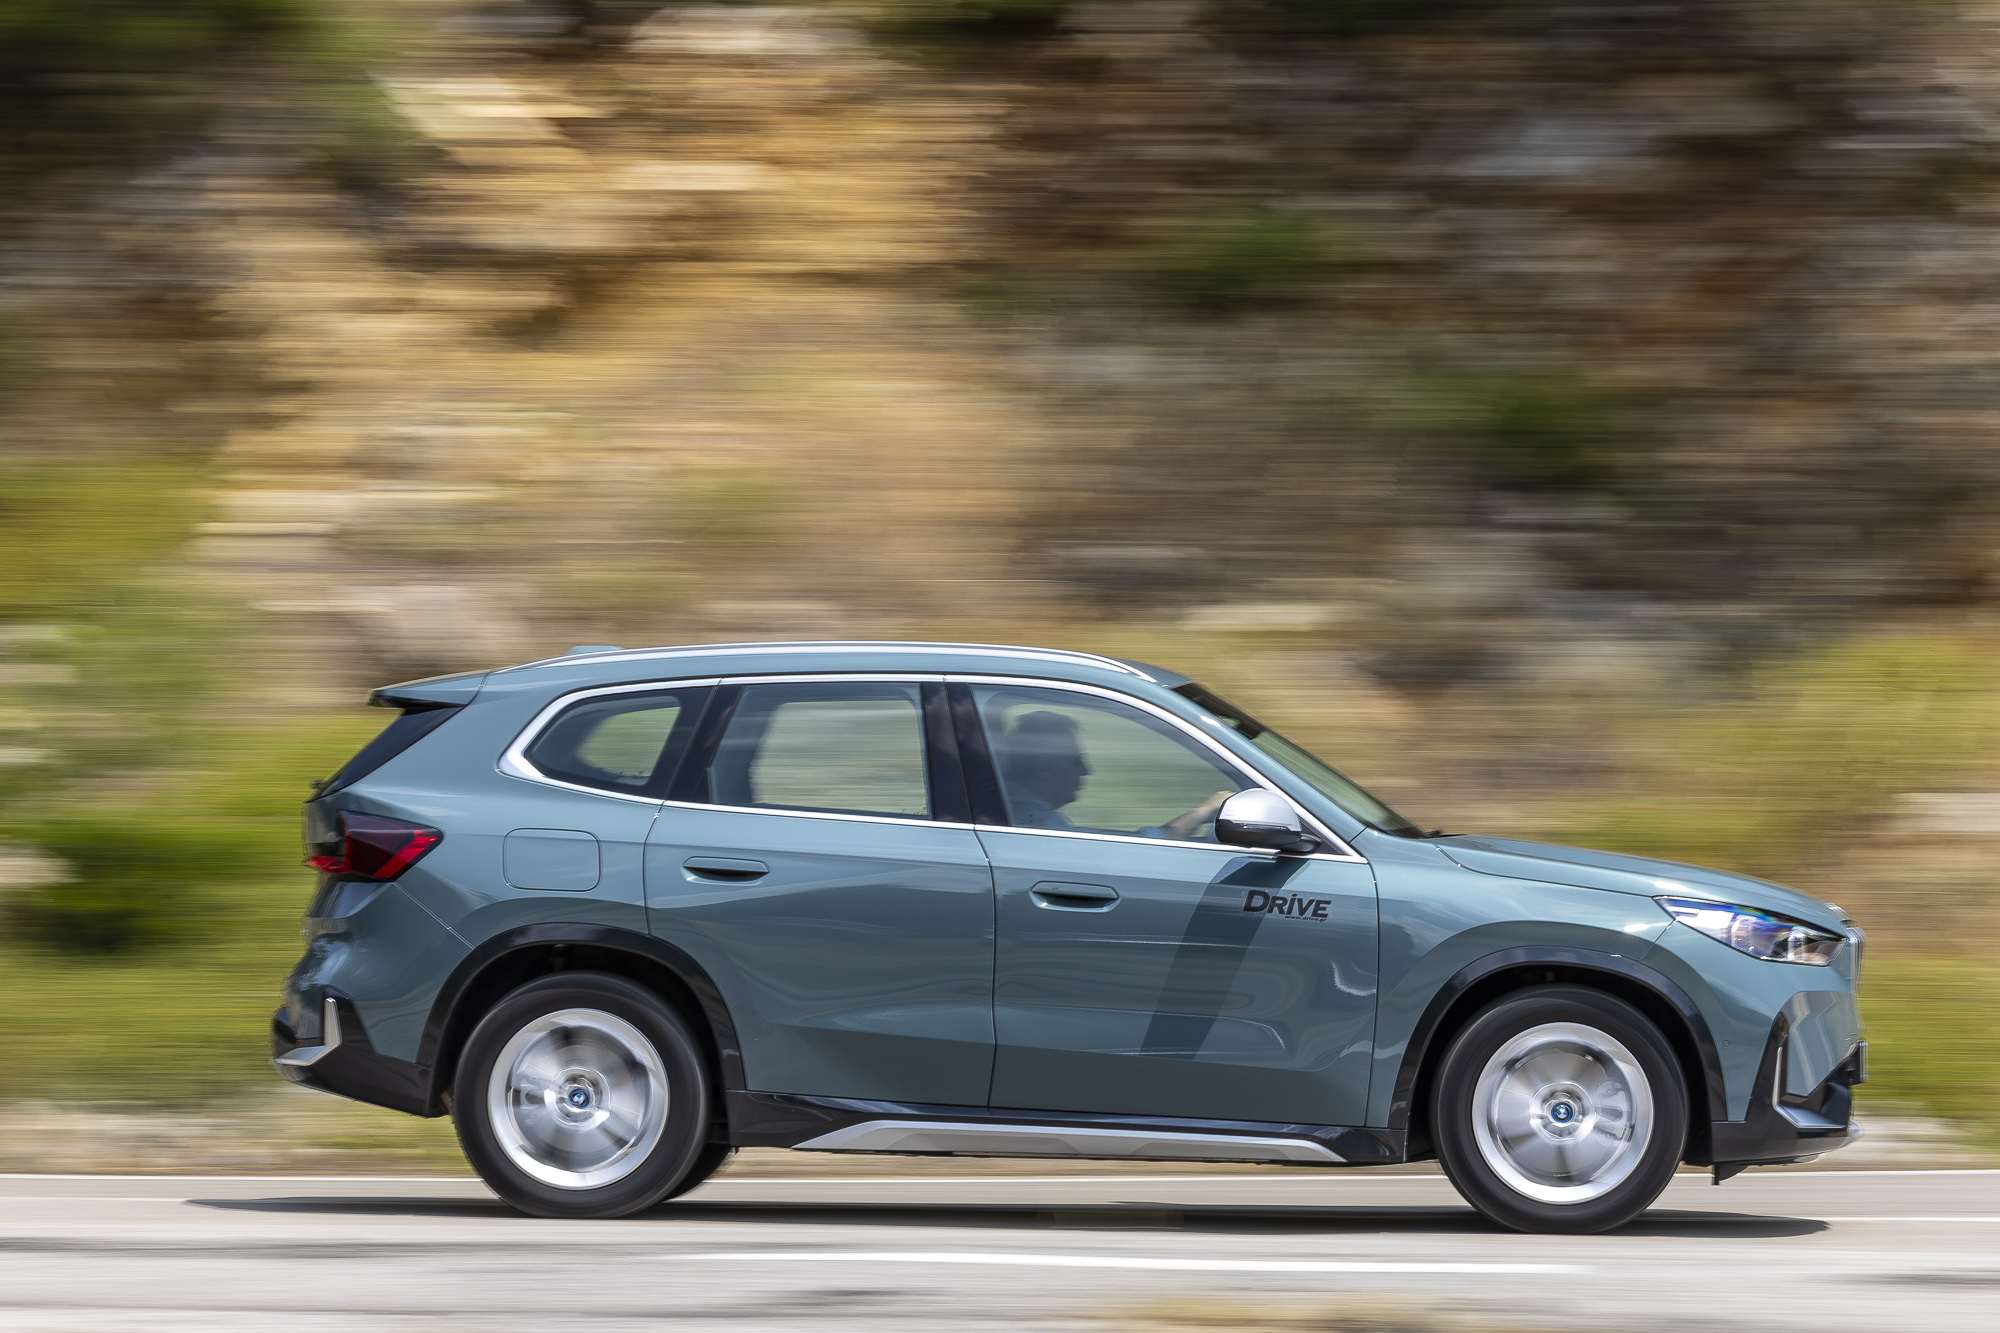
<box><xmin>0</xmin><ymin>1167</ymin><xmax>1995</xmax><ymax>1332</ymax></box>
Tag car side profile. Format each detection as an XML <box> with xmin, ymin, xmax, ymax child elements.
<box><xmin>274</xmin><ymin>641</ymin><xmax>1865</xmax><ymax>1232</ymax></box>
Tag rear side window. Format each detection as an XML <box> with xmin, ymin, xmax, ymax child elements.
<box><xmin>525</xmin><ymin>688</ymin><xmax>707</xmax><ymax>795</ymax></box>
<box><xmin>708</xmin><ymin>682</ymin><xmax>930</xmax><ymax>819</ymax></box>
<box><xmin>319</xmin><ymin>707</ymin><xmax>462</xmax><ymax>798</ymax></box>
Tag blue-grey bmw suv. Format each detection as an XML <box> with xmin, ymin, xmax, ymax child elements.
<box><xmin>275</xmin><ymin>641</ymin><xmax>1865</xmax><ymax>1232</ymax></box>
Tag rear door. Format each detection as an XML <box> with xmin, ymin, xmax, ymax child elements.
<box><xmin>644</xmin><ymin>677</ymin><xmax>996</xmax><ymax>1106</ymax></box>
<box><xmin>959</xmin><ymin>679</ymin><xmax>1379</xmax><ymax>1127</ymax></box>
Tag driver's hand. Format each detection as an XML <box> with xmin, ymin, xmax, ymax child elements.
<box><xmin>1162</xmin><ymin>789</ymin><xmax>1235</xmax><ymax>840</ymax></box>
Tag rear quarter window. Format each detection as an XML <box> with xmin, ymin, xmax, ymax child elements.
<box><xmin>524</xmin><ymin>688</ymin><xmax>708</xmax><ymax>795</ymax></box>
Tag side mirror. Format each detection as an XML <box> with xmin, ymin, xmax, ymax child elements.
<box><xmin>1215</xmin><ymin>789</ymin><xmax>1320</xmax><ymax>854</ymax></box>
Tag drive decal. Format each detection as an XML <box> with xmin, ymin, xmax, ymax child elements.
<box><xmin>1242</xmin><ymin>890</ymin><xmax>1330</xmax><ymax>920</ymax></box>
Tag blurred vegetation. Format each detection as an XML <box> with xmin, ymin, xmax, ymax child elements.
<box><xmin>0</xmin><ymin>461</ymin><xmax>204</xmax><ymax>620</ymax></box>
<box><xmin>870</xmin><ymin>0</ymin><xmax>1077</xmax><ymax>50</ymax></box>
<box><xmin>1143</xmin><ymin>207</ymin><xmax>1342</xmax><ymax>315</ymax></box>
<box><xmin>1256</xmin><ymin>0</ymin><xmax>1500</xmax><ymax>37</ymax></box>
<box><xmin>1381</xmin><ymin>365</ymin><xmax>1643</xmax><ymax>493</ymax></box>
<box><xmin>1858</xmin><ymin>959</ymin><xmax>2000</xmax><ymax>1137</ymax></box>
<box><xmin>0</xmin><ymin>710</ymin><xmax>383</xmax><ymax>1097</ymax></box>
<box><xmin>1566</xmin><ymin>636</ymin><xmax>2000</xmax><ymax>879</ymax></box>
<box><xmin>0</xmin><ymin>0</ymin><xmax>404</xmax><ymax>186</ymax></box>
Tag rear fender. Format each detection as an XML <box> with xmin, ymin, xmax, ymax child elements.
<box><xmin>419</xmin><ymin>923</ymin><xmax>744</xmax><ymax>1114</ymax></box>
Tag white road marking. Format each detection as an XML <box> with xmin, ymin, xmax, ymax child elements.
<box><xmin>702</xmin><ymin>1250</ymin><xmax>1585</xmax><ymax>1274</ymax></box>
<box><xmin>1832</xmin><ymin>1208</ymin><xmax>2000</xmax><ymax>1216</ymax></box>
<box><xmin>0</xmin><ymin>1174</ymin><xmax>482</xmax><ymax>1183</ymax></box>
<box><xmin>0</xmin><ymin>1168</ymin><xmax>1991</xmax><ymax>1184</ymax></box>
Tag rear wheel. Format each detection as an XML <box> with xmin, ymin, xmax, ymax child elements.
<box><xmin>1432</xmin><ymin>985</ymin><xmax>1687</xmax><ymax>1234</ymax></box>
<box><xmin>454</xmin><ymin>971</ymin><xmax>712</xmax><ymax>1218</ymax></box>
<box><xmin>662</xmin><ymin>1141</ymin><xmax>735</xmax><ymax>1202</ymax></box>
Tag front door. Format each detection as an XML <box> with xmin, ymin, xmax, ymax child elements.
<box><xmin>644</xmin><ymin>679</ymin><xmax>995</xmax><ymax>1107</ymax></box>
<box><xmin>963</xmin><ymin>681</ymin><xmax>1378</xmax><ymax>1127</ymax></box>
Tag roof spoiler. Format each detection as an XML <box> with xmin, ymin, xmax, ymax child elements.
<box><xmin>367</xmin><ymin>671</ymin><xmax>488</xmax><ymax>711</ymax></box>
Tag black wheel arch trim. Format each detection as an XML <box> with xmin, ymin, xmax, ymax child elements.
<box><xmin>417</xmin><ymin>923</ymin><xmax>746</xmax><ymax>1107</ymax></box>
<box><xmin>1388</xmin><ymin>946</ymin><xmax>1728</xmax><ymax>1137</ymax></box>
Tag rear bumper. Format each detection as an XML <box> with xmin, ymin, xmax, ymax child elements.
<box><xmin>271</xmin><ymin>991</ymin><xmax>439</xmax><ymax>1117</ymax></box>
<box><xmin>1698</xmin><ymin>1019</ymin><xmax>1866</xmax><ymax>1175</ymax></box>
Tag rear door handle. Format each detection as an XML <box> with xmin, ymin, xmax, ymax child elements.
<box><xmin>1030</xmin><ymin>881</ymin><xmax>1119</xmax><ymax>911</ymax></box>
<box><xmin>683</xmin><ymin>857</ymin><xmax>770</xmax><ymax>882</ymax></box>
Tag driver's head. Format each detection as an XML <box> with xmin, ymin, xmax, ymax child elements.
<box><xmin>1004</xmin><ymin>710</ymin><xmax>1090</xmax><ymax>808</ymax></box>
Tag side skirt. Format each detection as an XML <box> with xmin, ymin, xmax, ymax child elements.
<box><xmin>725</xmin><ymin>1091</ymin><xmax>1405</xmax><ymax>1167</ymax></box>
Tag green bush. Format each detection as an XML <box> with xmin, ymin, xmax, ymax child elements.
<box><xmin>1144</xmin><ymin>206</ymin><xmax>1336</xmax><ymax>314</ymax></box>
<box><xmin>0</xmin><ymin>0</ymin><xmax>394</xmax><ymax>173</ymax></box>
<box><xmin>868</xmin><ymin>0</ymin><xmax>1076</xmax><ymax>48</ymax></box>
<box><xmin>0</xmin><ymin>461</ymin><xmax>203</xmax><ymax>621</ymax></box>
<box><xmin>6</xmin><ymin>815</ymin><xmax>251</xmax><ymax>953</ymax></box>
<box><xmin>1382</xmin><ymin>364</ymin><xmax>1641</xmax><ymax>491</ymax></box>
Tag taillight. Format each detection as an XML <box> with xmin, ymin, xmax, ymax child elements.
<box><xmin>306</xmin><ymin>812</ymin><xmax>443</xmax><ymax>881</ymax></box>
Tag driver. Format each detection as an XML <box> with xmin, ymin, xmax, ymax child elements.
<box><xmin>999</xmin><ymin>709</ymin><xmax>1233</xmax><ymax>840</ymax></box>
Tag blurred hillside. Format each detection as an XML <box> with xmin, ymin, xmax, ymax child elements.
<box><xmin>1</xmin><ymin>0</ymin><xmax>1998</xmax><ymax>1148</ymax></box>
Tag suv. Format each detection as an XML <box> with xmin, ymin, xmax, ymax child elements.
<box><xmin>275</xmin><ymin>641</ymin><xmax>1864</xmax><ymax>1232</ymax></box>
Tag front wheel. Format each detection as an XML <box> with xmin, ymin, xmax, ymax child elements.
<box><xmin>454</xmin><ymin>971</ymin><xmax>713</xmax><ymax>1218</ymax></box>
<box><xmin>1432</xmin><ymin>985</ymin><xmax>1687</xmax><ymax>1234</ymax></box>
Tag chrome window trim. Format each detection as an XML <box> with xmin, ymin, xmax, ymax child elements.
<box><xmin>500</xmin><ymin>671</ymin><xmax>1363</xmax><ymax>861</ymax></box>
<box><xmin>971</xmin><ymin>823</ymin><xmax>1293</xmax><ymax>858</ymax></box>
<box><xmin>948</xmin><ymin>673</ymin><xmax>1366</xmax><ymax>864</ymax></box>
<box><xmin>695</xmin><ymin>674</ymin><xmax>944</xmax><ymax>823</ymax></box>
<box><xmin>500</xmin><ymin>641</ymin><xmax>1152</xmax><ymax>680</ymax></box>
<box><xmin>499</xmin><ymin>678</ymin><xmax>720</xmax><ymax>804</ymax></box>
<box><xmin>661</xmin><ymin>799</ymin><xmax>972</xmax><ymax>832</ymax></box>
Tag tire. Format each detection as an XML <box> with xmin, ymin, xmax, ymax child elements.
<box><xmin>453</xmin><ymin>971</ymin><xmax>713</xmax><ymax>1219</ymax></box>
<box><xmin>661</xmin><ymin>1141</ymin><xmax>735</xmax><ymax>1202</ymax></box>
<box><xmin>1431</xmin><ymin>985</ymin><xmax>1687</xmax><ymax>1234</ymax></box>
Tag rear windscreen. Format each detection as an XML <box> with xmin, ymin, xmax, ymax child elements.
<box><xmin>316</xmin><ymin>707</ymin><xmax>462</xmax><ymax>798</ymax></box>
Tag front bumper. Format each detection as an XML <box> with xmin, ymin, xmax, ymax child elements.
<box><xmin>1701</xmin><ymin>1015</ymin><xmax>1866</xmax><ymax>1179</ymax></box>
<box><xmin>271</xmin><ymin>990</ymin><xmax>440</xmax><ymax>1117</ymax></box>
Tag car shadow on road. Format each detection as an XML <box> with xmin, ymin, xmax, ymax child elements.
<box><xmin>190</xmin><ymin>1197</ymin><xmax>1827</xmax><ymax>1238</ymax></box>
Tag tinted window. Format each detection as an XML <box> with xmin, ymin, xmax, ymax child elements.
<box><xmin>1173</xmin><ymin>682</ymin><xmax>1424</xmax><ymax>835</ymax></box>
<box><xmin>525</xmin><ymin>689</ymin><xmax>704</xmax><ymax>794</ymax></box>
<box><xmin>709</xmin><ymin>682</ymin><xmax>929</xmax><ymax>819</ymax></box>
<box><xmin>971</xmin><ymin>684</ymin><xmax>1253</xmax><ymax>841</ymax></box>
<box><xmin>318</xmin><ymin>706</ymin><xmax>461</xmax><ymax>798</ymax></box>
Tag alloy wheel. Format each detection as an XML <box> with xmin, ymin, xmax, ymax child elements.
<box><xmin>487</xmin><ymin>1007</ymin><xmax>670</xmax><ymax>1190</ymax></box>
<box><xmin>1468</xmin><ymin>1020</ymin><xmax>1654</xmax><ymax>1205</ymax></box>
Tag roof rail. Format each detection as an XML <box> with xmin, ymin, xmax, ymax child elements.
<box><xmin>498</xmin><ymin>640</ymin><xmax>1154</xmax><ymax>680</ymax></box>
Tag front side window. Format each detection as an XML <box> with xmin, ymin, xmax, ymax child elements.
<box><xmin>708</xmin><ymin>682</ymin><xmax>930</xmax><ymax>819</ymax></box>
<box><xmin>971</xmin><ymin>684</ymin><xmax>1254</xmax><ymax>842</ymax></box>
<box><xmin>524</xmin><ymin>688</ymin><xmax>703</xmax><ymax>794</ymax></box>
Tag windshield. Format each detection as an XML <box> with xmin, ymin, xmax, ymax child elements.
<box><xmin>1174</xmin><ymin>683</ymin><xmax>1428</xmax><ymax>837</ymax></box>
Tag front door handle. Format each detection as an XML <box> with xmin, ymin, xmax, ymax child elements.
<box><xmin>683</xmin><ymin>857</ymin><xmax>770</xmax><ymax>882</ymax></box>
<box><xmin>1030</xmin><ymin>881</ymin><xmax>1119</xmax><ymax>911</ymax></box>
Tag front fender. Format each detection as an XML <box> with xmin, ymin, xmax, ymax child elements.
<box><xmin>1380</xmin><ymin>944</ymin><xmax>1727</xmax><ymax>1134</ymax></box>
<box><xmin>1364</xmin><ymin>834</ymin><xmax>1676</xmax><ymax>1127</ymax></box>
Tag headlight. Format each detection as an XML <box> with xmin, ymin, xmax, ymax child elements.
<box><xmin>1658</xmin><ymin>897</ymin><xmax>1843</xmax><ymax>966</ymax></box>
